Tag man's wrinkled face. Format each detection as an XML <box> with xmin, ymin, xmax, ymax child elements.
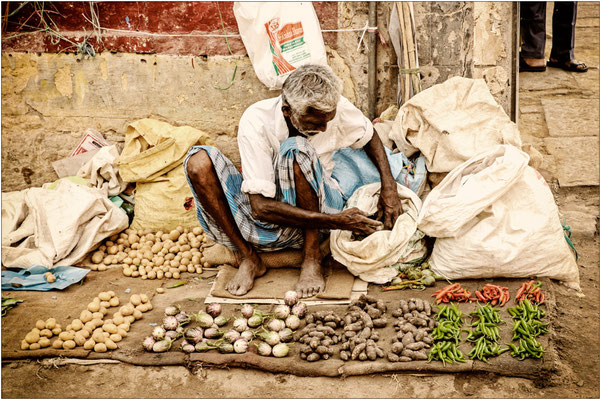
<box><xmin>288</xmin><ymin>106</ymin><xmax>337</xmax><ymax>137</ymax></box>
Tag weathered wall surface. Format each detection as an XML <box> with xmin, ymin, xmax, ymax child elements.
<box><xmin>1</xmin><ymin>2</ymin><xmax>514</xmax><ymax>192</ymax></box>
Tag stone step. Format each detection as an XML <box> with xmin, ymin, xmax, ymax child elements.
<box><xmin>542</xmin><ymin>98</ymin><xmax>599</xmax><ymax>137</ymax></box>
<box><xmin>543</xmin><ymin>136</ymin><xmax>600</xmax><ymax>187</ymax></box>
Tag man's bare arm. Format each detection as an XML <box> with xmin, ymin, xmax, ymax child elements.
<box><xmin>249</xmin><ymin>194</ymin><xmax>382</xmax><ymax>235</ymax></box>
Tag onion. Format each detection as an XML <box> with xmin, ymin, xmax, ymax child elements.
<box><xmin>195</xmin><ymin>312</ymin><xmax>214</xmax><ymax>328</ymax></box>
<box><xmin>203</xmin><ymin>328</ymin><xmax>222</xmax><ymax>339</ymax></box>
<box><xmin>206</xmin><ymin>302</ymin><xmax>222</xmax><ymax>318</ymax></box>
<box><xmin>175</xmin><ymin>326</ymin><xmax>185</xmax><ymax>335</ymax></box>
<box><xmin>164</xmin><ymin>305</ymin><xmax>180</xmax><ymax>316</ymax></box>
<box><xmin>267</xmin><ymin>319</ymin><xmax>286</xmax><ymax>332</ymax></box>
<box><xmin>272</xmin><ymin>343</ymin><xmax>290</xmax><ymax>358</ymax></box>
<box><xmin>162</xmin><ymin>316</ymin><xmax>178</xmax><ymax>331</ymax></box>
<box><xmin>165</xmin><ymin>330</ymin><xmax>178</xmax><ymax>340</ymax></box>
<box><xmin>284</xmin><ymin>291</ymin><xmax>299</xmax><ymax>306</ymax></box>
<box><xmin>233</xmin><ymin>318</ymin><xmax>248</xmax><ymax>333</ymax></box>
<box><xmin>291</xmin><ymin>302</ymin><xmax>307</xmax><ymax>318</ymax></box>
<box><xmin>142</xmin><ymin>336</ymin><xmax>155</xmax><ymax>351</ymax></box>
<box><xmin>285</xmin><ymin>315</ymin><xmax>301</xmax><ymax>330</ymax></box>
<box><xmin>175</xmin><ymin>312</ymin><xmax>190</xmax><ymax>326</ymax></box>
<box><xmin>233</xmin><ymin>338</ymin><xmax>249</xmax><ymax>353</ymax></box>
<box><xmin>240</xmin><ymin>330</ymin><xmax>254</xmax><ymax>341</ymax></box>
<box><xmin>214</xmin><ymin>315</ymin><xmax>228</xmax><ymax>327</ymax></box>
<box><xmin>184</xmin><ymin>327</ymin><xmax>204</xmax><ymax>343</ymax></box>
<box><xmin>278</xmin><ymin>328</ymin><xmax>294</xmax><ymax>342</ymax></box>
<box><xmin>152</xmin><ymin>326</ymin><xmax>166</xmax><ymax>341</ymax></box>
<box><xmin>218</xmin><ymin>343</ymin><xmax>234</xmax><ymax>353</ymax></box>
<box><xmin>223</xmin><ymin>330</ymin><xmax>241</xmax><ymax>344</ymax></box>
<box><xmin>241</xmin><ymin>304</ymin><xmax>254</xmax><ymax>319</ymax></box>
<box><xmin>255</xmin><ymin>341</ymin><xmax>272</xmax><ymax>356</ymax></box>
<box><xmin>273</xmin><ymin>305</ymin><xmax>290</xmax><ymax>319</ymax></box>
<box><xmin>257</xmin><ymin>330</ymin><xmax>280</xmax><ymax>346</ymax></box>
<box><xmin>152</xmin><ymin>339</ymin><xmax>172</xmax><ymax>353</ymax></box>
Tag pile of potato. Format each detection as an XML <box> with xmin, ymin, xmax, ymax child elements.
<box><xmin>388</xmin><ymin>298</ymin><xmax>435</xmax><ymax>362</ymax></box>
<box><xmin>297</xmin><ymin>311</ymin><xmax>343</xmax><ymax>361</ymax></box>
<box><xmin>90</xmin><ymin>226</ymin><xmax>211</xmax><ymax>279</ymax></box>
<box><xmin>21</xmin><ymin>291</ymin><xmax>152</xmax><ymax>353</ymax></box>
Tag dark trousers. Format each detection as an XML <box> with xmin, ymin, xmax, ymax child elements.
<box><xmin>520</xmin><ymin>2</ymin><xmax>577</xmax><ymax>61</ymax></box>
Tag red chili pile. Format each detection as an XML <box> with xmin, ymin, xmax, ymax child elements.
<box><xmin>431</xmin><ymin>283</ymin><xmax>472</xmax><ymax>304</ymax></box>
<box><xmin>515</xmin><ymin>280</ymin><xmax>545</xmax><ymax>304</ymax></box>
<box><xmin>473</xmin><ymin>284</ymin><xmax>510</xmax><ymax>306</ymax></box>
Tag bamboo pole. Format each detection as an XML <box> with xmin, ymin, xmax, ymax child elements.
<box><xmin>402</xmin><ymin>2</ymin><xmax>420</xmax><ymax>97</ymax></box>
<box><xmin>396</xmin><ymin>3</ymin><xmax>411</xmax><ymax>104</ymax></box>
<box><xmin>408</xmin><ymin>2</ymin><xmax>422</xmax><ymax>93</ymax></box>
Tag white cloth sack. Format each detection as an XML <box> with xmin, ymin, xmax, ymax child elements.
<box><xmin>234</xmin><ymin>2</ymin><xmax>328</xmax><ymax>90</ymax></box>
<box><xmin>77</xmin><ymin>145</ymin><xmax>127</xmax><ymax>196</ymax></box>
<box><xmin>1</xmin><ymin>179</ymin><xmax>129</xmax><ymax>268</ymax></box>
<box><xmin>389</xmin><ymin>77</ymin><xmax>522</xmax><ymax>172</ymax></box>
<box><xmin>330</xmin><ymin>182</ymin><xmax>427</xmax><ymax>282</ymax></box>
<box><xmin>418</xmin><ymin>145</ymin><xmax>580</xmax><ymax>290</ymax></box>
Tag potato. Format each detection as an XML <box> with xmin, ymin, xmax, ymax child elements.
<box><xmin>92</xmin><ymin>329</ymin><xmax>105</xmax><ymax>343</ymax></box>
<box><xmin>165</xmin><ymin>271</ymin><xmax>173</xmax><ymax>279</ymax></box>
<box><xmin>148</xmin><ymin>271</ymin><xmax>157</xmax><ymax>280</ymax></box>
<box><xmin>40</xmin><ymin>329</ymin><xmax>53</xmax><ymax>338</ymax></box>
<box><xmin>52</xmin><ymin>339</ymin><xmax>64</xmax><ymax>349</ymax></box>
<box><xmin>112</xmin><ymin>313</ymin><xmax>124</xmax><ymax>325</ymax></box>
<box><xmin>71</xmin><ymin>319</ymin><xmax>83</xmax><ymax>331</ymax></box>
<box><xmin>176</xmin><ymin>226</ymin><xmax>184</xmax><ymax>233</ymax></box>
<box><xmin>74</xmin><ymin>332</ymin><xmax>87</xmax><ymax>346</ymax></box>
<box><xmin>133</xmin><ymin>309</ymin><xmax>143</xmax><ymax>320</ymax></box>
<box><xmin>117</xmin><ymin>244</ymin><xmax>124</xmax><ymax>252</ymax></box>
<box><xmin>119</xmin><ymin>304</ymin><xmax>134</xmax><ymax>316</ymax></box>
<box><xmin>103</xmin><ymin>331</ymin><xmax>110</xmax><ymax>338</ymax></box>
<box><xmin>39</xmin><ymin>337</ymin><xmax>51</xmax><ymax>348</ymax></box>
<box><xmin>169</xmin><ymin>245</ymin><xmax>180</xmax><ymax>254</ymax></box>
<box><xmin>79</xmin><ymin>329</ymin><xmax>90</xmax><ymax>339</ymax></box>
<box><xmin>98</xmin><ymin>265</ymin><xmax>107</xmax><ymax>272</ymax></box>
<box><xmin>52</xmin><ymin>327</ymin><xmax>63</xmax><ymax>335</ymax></box>
<box><xmin>94</xmin><ymin>343</ymin><xmax>108</xmax><ymax>353</ymax></box>
<box><xmin>151</xmin><ymin>243</ymin><xmax>162</xmax><ymax>254</ymax></box>
<box><xmin>103</xmin><ymin>323</ymin><xmax>118</xmax><ymax>334</ymax></box>
<box><xmin>109</xmin><ymin>333</ymin><xmax>122</xmax><ymax>343</ymax></box>
<box><xmin>63</xmin><ymin>340</ymin><xmax>76</xmax><ymax>350</ymax></box>
<box><xmin>187</xmin><ymin>265</ymin><xmax>195</xmax><ymax>273</ymax></box>
<box><xmin>146</xmin><ymin>302</ymin><xmax>153</xmax><ymax>311</ymax></box>
<box><xmin>125</xmin><ymin>315</ymin><xmax>136</xmax><ymax>324</ymax></box>
<box><xmin>80</xmin><ymin>310</ymin><xmax>93</xmax><ymax>323</ymax></box>
<box><xmin>109</xmin><ymin>297</ymin><xmax>120</xmax><ymax>307</ymax></box>
<box><xmin>99</xmin><ymin>306</ymin><xmax>108</xmax><ymax>315</ymax></box>
<box><xmin>128</xmin><ymin>234</ymin><xmax>140</xmax><ymax>244</ymax></box>
<box><xmin>88</xmin><ymin>302</ymin><xmax>100</xmax><ymax>313</ymax></box>
<box><xmin>99</xmin><ymin>245</ymin><xmax>107</xmax><ymax>252</ymax></box>
<box><xmin>35</xmin><ymin>320</ymin><xmax>46</xmax><ymax>330</ymax></box>
<box><xmin>156</xmin><ymin>288</ymin><xmax>165</xmax><ymax>294</ymax></box>
<box><xmin>104</xmin><ymin>319</ymin><xmax>113</xmax><ymax>325</ymax></box>
<box><xmin>173</xmin><ymin>272</ymin><xmax>181</xmax><ymax>279</ymax></box>
<box><xmin>164</xmin><ymin>254</ymin><xmax>175</xmax><ymax>261</ymax></box>
<box><xmin>98</xmin><ymin>292</ymin><xmax>111</xmax><ymax>301</ymax></box>
<box><xmin>195</xmin><ymin>266</ymin><xmax>203</xmax><ymax>274</ymax></box>
<box><xmin>118</xmin><ymin>323</ymin><xmax>130</xmax><ymax>332</ymax></box>
<box><xmin>29</xmin><ymin>343</ymin><xmax>41</xmax><ymax>350</ymax></box>
<box><xmin>123</xmin><ymin>257</ymin><xmax>133</xmax><ymax>265</ymax></box>
<box><xmin>169</xmin><ymin>230</ymin><xmax>180</xmax><ymax>241</ymax></box>
<box><xmin>131</xmin><ymin>271</ymin><xmax>140</xmax><ymax>278</ymax></box>
<box><xmin>107</xmin><ymin>246</ymin><xmax>118</xmax><ymax>255</ymax></box>
<box><xmin>191</xmin><ymin>240</ymin><xmax>201</xmax><ymax>249</ymax></box>
<box><xmin>107</xmin><ymin>290</ymin><xmax>116</xmax><ymax>298</ymax></box>
<box><xmin>25</xmin><ymin>331</ymin><xmax>40</xmax><ymax>344</ymax></box>
<box><xmin>100</xmin><ymin>301</ymin><xmax>111</xmax><ymax>308</ymax></box>
<box><xmin>180</xmin><ymin>244</ymin><xmax>191</xmax><ymax>252</ymax></box>
<box><xmin>91</xmin><ymin>318</ymin><xmax>104</xmax><ymax>327</ymax></box>
<box><xmin>123</xmin><ymin>267</ymin><xmax>132</xmax><ymax>277</ymax></box>
<box><xmin>156</xmin><ymin>270</ymin><xmax>164</xmax><ymax>279</ymax></box>
<box><xmin>91</xmin><ymin>314</ymin><xmax>104</xmax><ymax>322</ymax></box>
<box><xmin>21</xmin><ymin>340</ymin><xmax>29</xmax><ymax>350</ymax></box>
<box><xmin>59</xmin><ymin>331</ymin><xmax>74</xmax><ymax>341</ymax></box>
<box><xmin>192</xmin><ymin>227</ymin><xmax>203</xmax><ymax>235</ymax></box>
<box><xmin>66</xmin><ymin>324</ymin><xmax>72</xmax><ymax>331</ymax></box>
<box><xmin>82</xmin><ymin>339</ymin><xmax>95</xmax><ymax>350</ymax></box>
<box><xmin>91</xmin><ymin>251</ymin><xmax>104</xmax><ymax>264</ymax></box>
<box><xmin>44</xmin><ymin>272</ymin><xmax>57</xmax><ymax>283</ymax></box>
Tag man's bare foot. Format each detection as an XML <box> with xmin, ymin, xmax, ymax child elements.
<box><xmin>296</xmin><ymin>258</ymin><xmax>325</xmax><ymax>298</ymax></box>
<box><xmin>226</xmin><ymin>253</ymin><xmax>266</xmax><ymax>296</ymax></box>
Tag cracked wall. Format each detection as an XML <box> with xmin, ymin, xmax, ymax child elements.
<box><xmin>1</xmin><ymin>2</ymin><xmax>513</xmax><ymax>191</ymax></box>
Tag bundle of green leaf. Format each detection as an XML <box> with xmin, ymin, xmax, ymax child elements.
<box><xmin>506</xmin><ymin>299</ymin><xmax>548</xmax><ymax>360</ymax></box>
<box><xmin>467</xmin><ymin>305</ymin><xmax>509</xmax><ymax>361</ymax></box>
<box><xmin>2</xmin><ymin>296</ymin><xmax>23</xmax><ymax>317</ymax></box>
<box><xmin>383</xmin><ymin>263</ymin><xmax>438</xmax><ymax>291</ymax></box>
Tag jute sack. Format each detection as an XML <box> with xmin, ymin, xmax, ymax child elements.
<box><xmin>419</xmin><ymin>145</ymin><xmax>580</xmax><ymax>290</ymax></box>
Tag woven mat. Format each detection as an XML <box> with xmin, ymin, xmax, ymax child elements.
<box><xmin>209</xmin><ymin>262</ymin><xmax>355</xmax><ymax>300</ymax></box>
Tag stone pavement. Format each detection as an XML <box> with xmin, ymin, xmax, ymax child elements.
<box><xmin>518</xmin><ymin>1</ymin><xmax>599</xmax><ymax>239</ymax></box>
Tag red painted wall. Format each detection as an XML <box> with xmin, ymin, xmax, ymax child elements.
<box><xmin>1</xmin><ymin>2</ymin><xmax>339</xmax><ymax>55</ymax></box>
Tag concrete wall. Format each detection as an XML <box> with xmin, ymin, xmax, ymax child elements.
<box><xmin>1</xmin><ymin>2</ymin><xmax>514</xmax><ymax>192</ymax></box>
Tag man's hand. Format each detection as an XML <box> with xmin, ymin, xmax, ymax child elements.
<box><xmin>336</xmin><ymin>207</ymin><xmax>383</xmax><ymax>235</ymax></box>
<box><xmin>379</xmin><ymin>186</ymin><xmax>403</xmax><ymax>230</ymax></box>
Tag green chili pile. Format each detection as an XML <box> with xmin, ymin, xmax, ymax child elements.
<box><xmin>467</xmin><ymin>305</ymin><xmax>509</xmax><ymax>361</ymax></box>
<box><xmin>428</xmin><ymin>303</ymin><xmax>466</xmax><ymax>365</ymax></box>
<box><xmin>507</xmin><ymin>298</ymin><xmax>548</xmax><ymax>359</ymax></box>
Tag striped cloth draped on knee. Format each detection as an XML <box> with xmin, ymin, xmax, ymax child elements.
<box><xmin>183</xmin><ymin>138</ymin><xmax>344</xmax><ymax>252</ymax></box>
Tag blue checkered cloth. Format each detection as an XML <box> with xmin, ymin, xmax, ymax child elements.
<box><xmin>184</xmin><ymin>137</ymin><xmax>345</xmax><ymax>251</ymax></box>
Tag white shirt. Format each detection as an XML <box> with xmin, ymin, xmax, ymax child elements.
<box><xmin>237</xmin><ymin>95</ymin><xmax>374</xmax><ymax>198</ymax></box>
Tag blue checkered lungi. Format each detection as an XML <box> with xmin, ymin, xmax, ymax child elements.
<box><xmin>184</xmin><ymin>137</ymin><xmax>345</xmax><ymax>251</ymax></box>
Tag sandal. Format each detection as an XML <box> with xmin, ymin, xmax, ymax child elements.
<box><xmin>520</xmin><ymin>56</ymin><xmax>546</xmax><ymax>72</ymax></box>
<box><xmin>547</xmin><ymin>59</ymin><xmax>589</xmax><ymax>72</ymax></box>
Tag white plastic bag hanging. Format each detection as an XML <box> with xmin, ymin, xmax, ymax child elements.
<box><xmin>234</xmin><ymin>2</ymin><xmax>328</xmax><ymax>90</ymax></box>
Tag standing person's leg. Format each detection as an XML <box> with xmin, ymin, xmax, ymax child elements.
<box><xmin>520</xmin><ymin>2</ymin><xmax>547</xmax><ymax>70</ymax></box>
<box><xmin>548</xmin><ymin>2</ymin><xmax>588</xmax><ymax>71</ymax></box>
<box><xmin>185</xmin><ymin>148</ymin><xmax>266</xmax><ymax>296</ymax></box>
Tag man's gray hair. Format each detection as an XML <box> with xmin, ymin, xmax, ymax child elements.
<box><xmin>282</xmin><ymin>64</ymin><xmax>342</xmax><ymax>115</ymax></box>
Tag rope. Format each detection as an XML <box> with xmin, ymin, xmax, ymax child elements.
<box><xmin>562</xmin><ymin>217</ymin><xmax>578</xmax><ymax>260</ymax></box>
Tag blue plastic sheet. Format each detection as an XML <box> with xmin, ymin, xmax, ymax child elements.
<box><xmin>1</xmin><ymin>266</ymin><xmax>89</xmax><ymax>291</ymax></box>
<box><xmin>331</xmin><ymin>147</ymin><xmax>427</xmax><ymax>200</ymax></box>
